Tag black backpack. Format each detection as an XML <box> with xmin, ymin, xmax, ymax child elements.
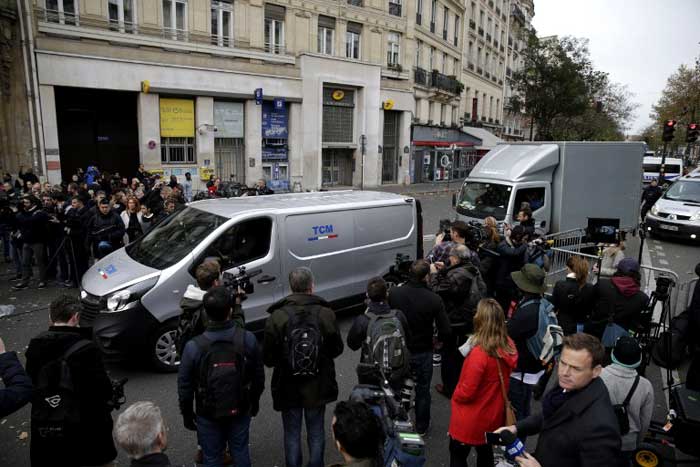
<box><xmin>193</xmin><ymin>329</ymin><xmax>249</xmax><ymax>419</ymax></box>
<box><xmin>361</xmin><ymin>310</ymin><xmax>410</xmax><ymax>382</ymax></box>
<box><xmin>31</xmin><ymin>339</ymin><xmax>92</xmax><ymax>440</ymax></box>
<box><xmin>284</xmin><ymin>308</ymin><xmax>322</xmax><ymax>377</ymax></box>
<box><xmin>613</xmin><ymin>375</ymin><xmax>640</xmax><ymax>435</ymax></box>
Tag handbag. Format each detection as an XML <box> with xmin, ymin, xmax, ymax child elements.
<box><xmin>601</xmin><ymin>322</ymin><xmax>629</xmax><ymax>348</ymax></box>
<box><xmin>496</xmin><ymin>358</ymin><xmax>517</xmax><ymax>426</ymax></box>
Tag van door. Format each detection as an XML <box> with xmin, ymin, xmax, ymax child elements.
<box><xmin>196</xmin><ymin>216</ymin><xmax>281</xmax><ymax>325</ymax></box>
<box><xmin>513</xmin><ymin>184</ymin><xmax>551</xmax><ymax>233</ymax></box>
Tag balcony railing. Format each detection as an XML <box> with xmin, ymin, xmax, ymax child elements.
<box><xmin>389</xmin><ymin>2</ymin><xmax>402</xmax><ymax>16</ymax></box>
<box><xmin>265</xmin><ymin>41</ymin><xmax>286</xmax><ymax>54</ymax></box>
<box><xmin>414</xmin><ymin>67</ymin><xmax>461</xmax><ymax>95</ymax></box>
<box><xmin>512</xmin><ymin>3</ymin><xmax>527</xmax><ymax>25</ymax></box>
<box><xmin>109</xmin><ymin>19</ymin><xmax>137</xmax><ymax>34</ymax></box>
<box><xmin>41</xmin><ymin>8</ymin><xmax>79</xmax><ymax>25</ymax></box>
<box><xmin>414</xmin><ymin>67</ymin><xmax>429</xmax><ymax>86</ymax></box>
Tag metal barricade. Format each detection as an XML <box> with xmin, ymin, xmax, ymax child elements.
<box><xmin>544</xmin><ymin>247</ymin><xmax>600</xmax><ymax>293</ymax></box>
<box><xmin>677</xmin><ymin>277</ymin><xmax>698</xmax><ymax>313</ymax></box>
<box><xmin>542</xmin><ymin>228</ymin><xmax>587</xmax><ymax>252</ymax></box>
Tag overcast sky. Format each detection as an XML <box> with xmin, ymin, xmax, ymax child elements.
<box><xmin>532</xmin><ymin>0</ymin><xmax>700</xmax><ymax>135</ymax></box>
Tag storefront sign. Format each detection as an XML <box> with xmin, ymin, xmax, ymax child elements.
<box><xmin>160</xmin><ymin>98</ymin><xmax>195</xmax><ymax>137</ymax></box>
<box><xmin>332</xmin><ymin>90</ymin><xmax>345</xmax><ymax>101</ymax></box>
<box><xmin>199</xmin><ymin>167</ymin><xmax>215</xmax><ymax>181</ymax></box>
<box><xmin>262</xmin><ymin>147</ymin><xmax>288</xmax><ymax>161</ymax></box>
<box><xmin>262</xmin><ymin>101</ymin><xmax>288</xmax><ymax>139</ymax></box>
<box><xmin>383</xmin><ymin>99</ymin><xmax>395</xmax><ymax>110</ymax></box>
<box><xmin>214</xmin><ymin>102</ymin><xmax>244</xmax><ymax>138</ymax></box>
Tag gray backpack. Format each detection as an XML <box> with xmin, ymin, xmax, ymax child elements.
<box><xmin>362</xmin><ymin>310</ymin><xmax>410</xmax><ymax>381</ymax></box>
<box><xmin>464</xmin><ymin>264</ymin><xmax>488</xmax><ymax>314</ymax></box>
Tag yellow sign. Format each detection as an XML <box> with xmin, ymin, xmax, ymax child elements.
<box><xmin>141</xmin><ymin>80</ymin><xmax>150</xmax><ymax>94</ymax></box>
<box><xmin>199</xmin><ymin>167</ymin><xmax>215</xmax><ymax>181</ymax></box>
<box><xmin>332</xmin><ymin>90</ymin><xmax>345</xmax><ymax>101</ymax></box>
<box><xmin>160</xmin><ymin>98</ymin><xmax>195</xmax><ymax>137</ymax></box>
<box><xmin>383</xmin><ymin>99</ymin><xmax>395</xmax><ymax>110</ymax></box>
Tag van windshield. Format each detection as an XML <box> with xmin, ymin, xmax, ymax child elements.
<box><xmin>455</xmin><ymin>182</ymin><xmax>511</xmax><ymax>220</ymax></box>
<box><xmin>663</xmin><ymin>180</ymin><xmax>700</xmax><ymax>204</ymax></box>
<box><xmin>126</xmin><ymin>207</ymin><xmax>228</xmax><ymax>269</ymax></box>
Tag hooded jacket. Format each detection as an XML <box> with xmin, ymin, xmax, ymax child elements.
<box><xmin>589</xmin><ymin>277</ymin><xmax>648</xmax><ymax>337</ymax></box>
<box><xmin>263</xmin><ymin>293</ymin><xmax>344</xmax><ymax>411</ymax></box>
<box><xmin>430</xmin><ymin>260</ymin><xmax>480</xmax><ymax>329</ymax></box>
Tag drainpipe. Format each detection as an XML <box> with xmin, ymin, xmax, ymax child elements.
<box><xmin>21</xmin><ymin>0</ymin><xmax>46</xmax><ymax>178</ymax></box>
<box><xmin>16</xmin><ymin>0</ymin><xmax>39</xmax><ymax>173</ymax></box>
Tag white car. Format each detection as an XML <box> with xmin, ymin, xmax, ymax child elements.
<box><xmin>645</xmin><ymin>175</ymin><xmax>700</xmax><ymax>241</ymax></box>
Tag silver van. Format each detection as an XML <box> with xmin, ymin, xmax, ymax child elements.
<box><xmin>79</xmin><ymin>191</ymin><xmax>423</xmax><ymax>371</ymax></box>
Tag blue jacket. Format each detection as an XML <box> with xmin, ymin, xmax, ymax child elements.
<box><xmin>0</xmin><ymin>351</ymin><xmax>32</xmax><ymax>417</ymax></box>
<box><xmin>178</xmin><ymin>320</ymin><xmax>264</xmax><ymax>418</ymax></box>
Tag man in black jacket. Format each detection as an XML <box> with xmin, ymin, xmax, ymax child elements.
<box><xmin>63</xmin><ymin>195</ymin><xmax>91</xmax><ymax>287</ymax></box>
<box><xmin>12</xmin><ymin>195</ymin><xmax>49</xmax><ymax>290</ymax></box>
<box><xmin>388</xmin><ymin>259</ymin><xmax>450</xmax><ymax>435</ymax></box>
<box><xmin>87</xmin><ymin>198</ymin><xmax>126</xmax><ymax>259</ymax></box>
<box><xmin>495</xmin><ymin>225</ymin><xmax>528</xmax><ymax>314</ymax></box>
<box><xmin>26</xmin><ymin>295</ymin><xmax>117</xmax><ymax>467</ymax></box>
<box><xmin>507</xmin><ymin>264</ymin><xmax>548</xmax><ymax>430</ymax></box>
<box><xmin>429</xmin><ymin>244</ymin><xmax>482</xmax><ymax>398</ymax></box>
<box><xmin>498</xmin><ymin>333</ymin><xmax>621</xmax><ymax>467</ymax></box>
<box><xmin>263</xmin><ymin>267</ymin><xmax>344</xmax><ymax>467</ymax></box>
<box><xmin>641</xmin><ymin>178</ymin><xmax>663</xmax><ymax>220</ymax></box>
<box><xmin>0</xmin><ymin>336</ymin><xmax>33</xmax><ymax>417</ymax></box>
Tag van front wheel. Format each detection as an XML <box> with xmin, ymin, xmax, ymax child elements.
<box><xmin>149</xmin><ymin>320</ymin><xmax>180</xmax><ymax>372</ymax></box>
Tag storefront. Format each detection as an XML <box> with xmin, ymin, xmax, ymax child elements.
<box><xmin>159</xmin><ymin>97</ymin><xmax>198</xmax><ymax>181</ymax></box>
<box><xmin>411</xmin><ymin>125</ymin><xmax>481</xmax><ymax>183</ymax></box>
<box><xmin>261</xmin><ymin>99</ymin><xmax>289</xmax><ymax>191</ymax></box>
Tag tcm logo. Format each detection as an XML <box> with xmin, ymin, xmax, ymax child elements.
<box><xmin>312</xmin><ymin>225</ymin><xmax>333</xmax><ymax>235</ymax></box>
<box><xmin>45</xmin><ymin>395</ymin><xmax>62</xmax><ymax>408</ymax></box>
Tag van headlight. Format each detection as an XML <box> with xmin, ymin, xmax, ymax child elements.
<box><xmin>690</xmin><ymin>212</ymin><xmax>700</xmax><ymax>222</ymax></box>
<box><xmin>650</xmin><ymin>205</ymin><xmax>660</xmax><ymax>216</ymax></box>
<box><xmin>104</xmin><ymin>276</ymin><xmax>159</xmax><ymax>313</ymax></box>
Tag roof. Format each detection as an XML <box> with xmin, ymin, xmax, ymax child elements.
<box><xmin>469</xmin><ymin>143</ymin><xmax>559</xmax><ymax>183</ymax></box>
<box><xmin>461</xmin><ymin>127</ymin><xmax>504</xmax><ymax>150</ymax></box>
<box><xmin>188</xmin><ymin>190</ymin><xmax>412</xmax><ymax>218</ymax></box>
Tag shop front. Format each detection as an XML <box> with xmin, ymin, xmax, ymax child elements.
<box><xmin>411</xmin><ymin>125</ymin><xmax>482</xmax><ymax>183</ymax></box>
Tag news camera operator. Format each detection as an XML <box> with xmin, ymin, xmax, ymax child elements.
<box><xmin>26</xmin><ymin>295</ymin><xmax>122</xmax><ymax>467</ymax></box>
<box><xmin>86</xmin><ymin>198</ymin><xmax>126</xmax><ymax>259</ymax></box>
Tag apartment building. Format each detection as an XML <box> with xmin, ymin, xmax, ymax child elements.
<box><xmin>6</xmin><ymin>0</ymin><xmax>424</xmax><ymax>189</ymax></box>
<box><xmin>502</xmin><ymin>0</ymin><xmax>534</xmax><ymax>140</ymax></box>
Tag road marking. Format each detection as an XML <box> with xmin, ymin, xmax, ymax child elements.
<box><xmin>656</xmin><ymin>251</ymin><xmax>666</xmax><ymax>257</ymax></box>
<box><xmin>658</xmin><ymin>258</ymin><xmax>669</xmax><ymax>266</ymax></box>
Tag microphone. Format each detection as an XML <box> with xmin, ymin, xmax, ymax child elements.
<box><xmin>500</xmin><ymin>430</ymin><xmax>525</xmax><ymax>460</ymax></box>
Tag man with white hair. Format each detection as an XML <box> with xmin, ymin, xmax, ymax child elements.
<box><xmin>114</xmin><ymin>401</ymin><xmax>170</xmax><ymax>466</ymax></box>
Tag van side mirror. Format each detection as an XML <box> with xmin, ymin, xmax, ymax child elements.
<box><xmin>452</xmin><ymin>193</ymin><xmax>457</xmax><ymax>207</ymax></box>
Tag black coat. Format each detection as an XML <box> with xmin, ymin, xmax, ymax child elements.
<box><xmin>641</xmin><ymin>184</ymin><xmax>663</xmax><ymax>206</ymax></box>
<box><xmin>0</xmin><ymin>351</ymin><xmax>33</xmax><ymax>417</ymax></box>
<box><xmin>429</xmin><ymin>261</ymin><xmax>478</xmax><ymax>328</ymax></box>
<box><xmin>516</xmin><ymin>378</ymin><xmax>621</xmax><ymax>467</ymax></box>
<box><xmin>25</xmin><ymin>326</ymin><xmax>117</xmax><ymax>467</ymax></box>
<box><xmin>263</xmin><ymin>294</ymin><xmax>344</xmax><ymax>411</ymax></box>
<box><xmin>87</xmin><ymin>209</ymin><xmax>126</xmax><ymax>247</ymax></box>
<box><xmin>388</xmin><ymin>280</ymin><xmax>451</xmax><ymax>353</ymax></box>
<box><xmin>495</xmin><ymin>240</ymin><xmax>527</xmax><ymax>289</ymax></box>
<box><xmin>130</xmin><ymin>452</ymin><xmax>172</xmax><ymax>466</ymax></box>
<box><xmin>551</xmin><ymin>278</ymin><xmax>597</xmax><ymax>335</ymax></box>
<box><xmin>16</xmin><ymin>206</ymin><xmax>49</xmax><ymax>244</ymax></box>
<box><xmin>507</xmin><ymin>296</ymin><xmax>542</xmax><ymax>374</ymax></box>
<box><xmin>588</xmin><ymin>278</ymin><xmax>648</xmax><ymax>338</ymax></box>
<box><xmin>64</xmin><ymin>205</ymin><xmax>91</xmax><ymax>241</ymax></box>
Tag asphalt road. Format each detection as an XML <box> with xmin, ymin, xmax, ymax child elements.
<box><xmin>0</xmin><ymin>192</ymin><xmax>697</xmax><ymax>466</ymax></box>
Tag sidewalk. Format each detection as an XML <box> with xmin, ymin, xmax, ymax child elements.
<box><xmin>327</xmin><ymin>181</ymin><xmax>461</xmax><ymax>197</ymax></box>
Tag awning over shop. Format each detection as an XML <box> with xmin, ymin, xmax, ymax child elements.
<box><xmin>461</xmin><ymin>126</ymin><xmax>504</xmax><ymax>151</ymax></box>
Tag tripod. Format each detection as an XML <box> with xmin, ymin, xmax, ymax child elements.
<box><xmin>44</xmin><ymin>234</ymin><xmax>82</xmax><ymax>287</ymax></box>
<box><xmin>637</xmin><ymin>276</ymin><xmax>675</xmax><ymax>384</ymax></box>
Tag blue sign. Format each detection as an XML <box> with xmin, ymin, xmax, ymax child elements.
<box><xmin>254</xmin><ymin>88</ymin><xmax>263</xmax><ymax>105</ymax></box>
<box><xmin>274</xmin><ymin>97</ymin><xmax>285</xmax><ymax>110</ymax></box>
<box><xmin>262</xmin><ymin>101</ymin><xmax>288</xmax><ymax>139</ymax></box>
<box><xmin>262</xmin><ymin>147</ymin><xmax>287</xmax><ymax>161</ymax></box>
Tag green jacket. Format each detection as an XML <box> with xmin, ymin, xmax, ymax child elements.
<box><xmin>263</xmin><ymin>293</ymin><xmax>344</xmax><ymax>411</ymax></box>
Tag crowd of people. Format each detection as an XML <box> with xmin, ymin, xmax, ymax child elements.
<box><xmin>0</xmin><ymin>164</ymin><xmax>274</xmax><ymax>291</ymax></box>
<box><xmin>2</xmin><ymin>180</ymin><xmax>700</xmax><ymax>467</ymax></box>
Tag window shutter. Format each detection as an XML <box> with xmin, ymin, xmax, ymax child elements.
<box><xmin>265</xmin><ymin>3</ymin><xmax>286</xmax><ymax>21</ymax></box>
<box><xmin>318</xmin><ymin>15</ymin><xmax>335</xmax><ymax>29</ymax></box>
<box><xmin>346</xmin><ymin>21</ymin><xmax>362</xmax><ymax>34</ymax></box>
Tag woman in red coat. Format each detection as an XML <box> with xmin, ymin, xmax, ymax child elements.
<box><xmin>448</xmin><ymin>298</ymin><xmax>518</xmax><ymax>467</ymax></box>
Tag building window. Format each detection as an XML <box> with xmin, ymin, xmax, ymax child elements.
<box><xmin>430</xmin><ymin>0</ymin><xmax>437</xmax><ymax>32</ymax></box>
<box><xmin>442</xmin><ymin>52</ymin><xmax>447</xmax><ymax>73</ymax></box>
<box><xmin>389</xmin><ymin>0</ymin><xmax>401</xmax><ymax>17</ymax></box>
<box><xmin>387</xmin><ymin>32</ymin><xmax>400</xmax><ymax>68</ymax></box>
<box><xmin>161</xmin><ymin>137</ymin><xmax>195</xmax><ymax>164</ymax></box>
<box><xmin>317</xmin><ymin>16</ymin><xmax>335</xmax><ymax>55</ymax></box>
<box><xmin>163</xmin><ymin>0</ymin><xmax>187</xmax><ymax>41</ymax></box>
<box><xmin>347</xmin><ymin>0</ymin><xmax>362</xmax><ymax>5</ymax></box>
<box><xmin>264</xmin><ymin>4</ymin><xmax>285</xmax><ymax>54</ymax></box>
<box><xmin>479</xmin><ymin>10</ymin><xmax>484</xmax><ymax>27</ymax></box>
<box><xmin>468</xmin><ymin>41</ymin><xmax>473</xmax><ymax>64</ymax></box>
<box><xmin>415</xmin><ymin>39</ymin><xmax>422</xmax><ymax>67</ymax></box>
<box><xmin>108</xmin><ymin>0</ymin><xmax>135</xmax><ymax>33</ymax></box>
<box><xmin>211</xmin><ymin>0</ymin><xmax>233</xmax><ymax>47</ymax></box>
<box><xmin>471</xmin><ymin>2</ymin><xmax>476</xmax><ymax>21</ymax></box>
<box><xmin>454</xmin><ymin>15</ymin><xmax>459</xmax><ymax>46</ymax></box>
<box><xmin>440</xmin><ymin>104</ymin><xmax>446</xmax><ymax>124</ymax></box>
<box><xmin>442</xmin><ymin>7</ymin><xmax>448</xmax><ymax>40</ymax></box>
<box><xmin>346</xmin><ymin>22</ymin><xmax>361</xmax><ymax>59</ymax></box>
<box><xmin>416</xmin><ymin>0</ymin><xmax>423</xmax><ymax>24</ymax></box>
<box><xmin>429</xmin><ymin>46</ymin><xmax>434</xmax><ymax>70</ymax></box>
<box><xmin>44</xmin><ymin>0</ymin><xmax>78</xmax><ymax>25</ymax></box>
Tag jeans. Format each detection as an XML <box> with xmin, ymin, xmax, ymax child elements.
<box><xmin>10</xmin><ymin>241</ymin><xmax>22</xmax><ymax>275</ymax></box>
<box><xmin>21</xmin><ymin>242</ymin><xmax>47</xmax><ymax>285</ymax></box>
<box><xmin>448</xmin><ymin>437</ymin><xmax>494</xmax><ymax>467</ymax></box>
<box><xmin>410</xmin><ymin>352</ymin><xmax>433</xmax><ymax>433</ymax></box>
<box><xmin>0</xmin><ymin>227</ymin><xmax>9</xmax><ymax>258</ymax></box>
<box><xmin>508</xmin><ymin>376</ymin><xmax>534</xmax><ymax>443</ymax></box>
<box><xmin>196</xmin><ymin>414</ymin><xmax>252</xmax><ymax>467</ymax></box>
<box><xmin>281</xmin><ymin>406</ymin><xmax>326</xmax><ymax>467</ymax></box>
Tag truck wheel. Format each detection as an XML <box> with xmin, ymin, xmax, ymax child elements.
<box><xmin>633</xmin><ymin>443</ymin><xmax>664</xmax><ymax>467</ymax></box>
<box><xmin>149</xmin><ymin>320</ymin><xmax>180</xmax><ymax>373</ymax></box>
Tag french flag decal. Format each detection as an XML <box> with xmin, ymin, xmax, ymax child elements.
<box><xmin>308</xmin><ymin>234</ymin><xmax>338</xmax><ymax>242</ymax></box>
<box><xmin>97</xmin><ymin>269</ymin><xmax>109</xmax><ymax>279</ymax></box>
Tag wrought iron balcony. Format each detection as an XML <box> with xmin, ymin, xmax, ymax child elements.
<box><xmin>414</xmin><ymin>67</ymin><xmax>429</xmax><ymax>86</ymax></box>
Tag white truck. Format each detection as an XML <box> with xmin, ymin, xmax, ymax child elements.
<box><xmin>453</xmin><ymin>142</ymin><xmax>645</xmax><ymax>234</ymax></box>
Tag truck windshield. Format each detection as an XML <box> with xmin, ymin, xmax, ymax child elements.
<box><xmin>663</xmin><ymin>180</ymin><xmax>700</xmax><ymax>204</ymax></box>
<box><xmin>455</xmin><ymin>182</ymin><xmax>512</xmax><ymax>220</ymax></box>
<box><xmin>126</xmin><ymin>207</ymin><xmax>228</xmax><ymax>270</ymax></box>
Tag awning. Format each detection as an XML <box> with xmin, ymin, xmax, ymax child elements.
<box><xmin>412</xmin><ymin>141</ymin><xmax>476</xmax><ymax>148</ymax></box>
<box><xmin>460</xmin><ymin>126</ymin><xmax>504</xmax><ymax>150</ymax></box>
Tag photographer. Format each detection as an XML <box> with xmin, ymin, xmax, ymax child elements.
<box><xmin>26</xmin><ymin>295</ymin><xmax>118</xmax><ymax>467</ymax></box>
<box><xmin>87</xmin><ymin>198</ymin><xmax>126</xmax><ymax>259</ymax></box>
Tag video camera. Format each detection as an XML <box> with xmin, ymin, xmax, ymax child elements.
<box><xmin>222</xmin><ymin>266</ymin><xmax>262</xmax><ymax>301</ymax></box>
<box><xmin>654</xmin><ymin>276</ymin><xmax>674</xmax><ymax>300</ymax></box>
<box><xmin>385</xmin><ymin>253</ymin><xmax>413</xmax><ymax>287</ymax></box>
<box><xmin>107</xmin><ymin>377</ymin><xmax>128</xmax><ymax>411</ymax></box>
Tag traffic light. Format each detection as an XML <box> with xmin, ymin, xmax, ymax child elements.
<box><xmin>687</xmin><ymin>123</ymin><xmax>699</xmax><ymax>143</ymax></box>
<box><xmin>662</xmin><ymin>119</ymin><xmax>677</xmax><ymax>142</ymax></box>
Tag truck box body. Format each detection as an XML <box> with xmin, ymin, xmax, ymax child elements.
<box><xmin>455</xmin><ymin>142</ymin><xmax>645</xmax><ymax>233</ymax></box>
